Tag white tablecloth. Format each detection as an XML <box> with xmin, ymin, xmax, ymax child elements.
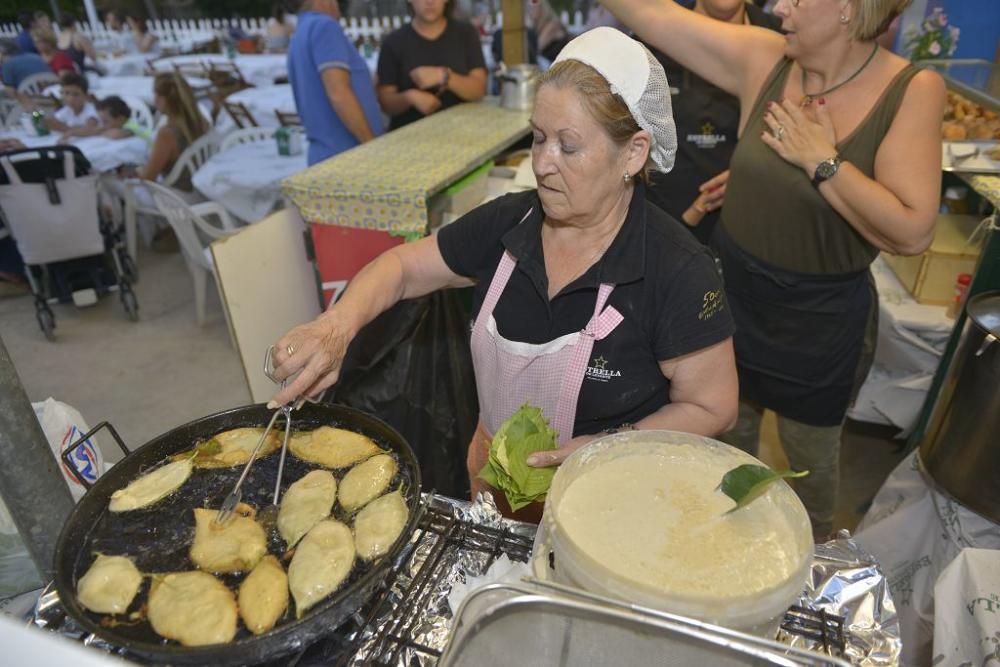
<box><xmin>151</xmin><ymin>54</ymin><xmax>288</xmax><ymax>88</ymax></box>
<box><xmin>847</xmin><ymin>256</ymin><xmax>954</xmax><ymax>436</ymax></box>
<box><xmin>45</xmin><ymin>76</ymin><xmax>212</xmax><ymax>107</ymax></box>
<box><xmin>97</xmin><ymin>54</ymin><xmax>153</xmax><ymax>77</ymax></box>
<box><xmin>217</xmin><ymin>85</ymin><xmax>295</xmax><ymax>133</ymax></box>
<box><xmin>856</xmin><ymin>452</ymin><xmax>1000</xmax><ymax>667</ymax></box>
<box><xmin>192</xmin><ymin>140</ymin><xmax>306</xmax><ymax>223</ymax></box>
<box><xmin>933</xmin><ymin>549</ymin><xmax>1000</xmax><ymax>667</ymax></box>
<box><xmin>1</xmin><ymin>129</ymin><xmax>148</xmax><ymax>173</ymax></box>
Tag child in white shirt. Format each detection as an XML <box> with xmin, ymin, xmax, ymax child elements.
<box><xmin>45</xmin><ymin>71</ymin><xmax>99</xmax><ymax>140</ymax></box>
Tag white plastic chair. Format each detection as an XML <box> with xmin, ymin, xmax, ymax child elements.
<box><xmin>118</xmin><ymin>94</ymin><xmax>155</xmax><ymax>134</ymax></box>
<box><xmin>118</xmin><ymin>132</ymin><xmax>219</xmax><ymax>261</ymax></box>
<box><xmin>219</xmin><ymin>126</ymin><xmax>274</xmax><ymax>152</ymax></box>
<box><xmin>17</xmin><ymin>72</ymin><xmax>61</xmax><ymax>97</ymax></box>
<box><xmin>143</xmin><ymin>180</ymin><xmax>238</xmax><ymax>326</ymax></box>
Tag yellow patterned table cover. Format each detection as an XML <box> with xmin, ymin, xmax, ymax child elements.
<box><xmin>281</xmin><ymin>100</ymin><xmax>531</xmax><ymax>236</ymax></box>
<box><xmin>960</xmin><ymin>174</ymin><xmax>1000</xmax><ymax>210</ymax></box>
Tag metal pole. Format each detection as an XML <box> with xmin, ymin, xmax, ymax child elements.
<box><xmin>0</xmin><ymin>334</ymin><xmax>74</xmax><ymax>580</ymax></box>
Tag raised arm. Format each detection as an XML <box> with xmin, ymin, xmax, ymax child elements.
<box><xmin>601</xmin><ymin>0</ymin><xmax>785</xmax><ymax>102</ymax></box>
<box><xmin>270</xmin><ymin>236</ymin><xmax>473</xmax><ymax>404</ymax></box>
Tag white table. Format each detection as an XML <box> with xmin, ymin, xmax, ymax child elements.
<box><xmin>192</xmin><ymin>140</ymin><xmax>306</xmax><ymax>223</ymax></box>
<box><xmin>847</xmin><ymin>256</ymin><xmax>953</xmax><ymax>436</ymax></box>
<box><xmin>46</xmin><ymin>76</ymin><xmax>212</xmax><ymax>107</ymax></box>
<box><xmin>2</xmin><ymin>129</ymin><xmax>148</xmax><ymax>173</ymax></box>
<box><xmin>151</xmin><ymin>54</ymin><xmax>288</xmax><ymax>88</ymax></box>
<box><xmin>97</xmin><ymin>54</ymin><xmax>153</xmax><ymax>77</ymax></box>
<box><xmin>217</xmin><ymin>85</ymin><xmax>295</xmax><ymax>132</ymax></box>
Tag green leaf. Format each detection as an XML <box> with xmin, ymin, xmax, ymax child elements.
<box><xmin>719</xmin><ymin>464</ymin><xmax>809</xmax><ymax>515</ymax></box>
<box><xmin>478</xmin><ymin>404</ymin><xmax>558</xmax><ymax>510</ymax></box>
<box><xmin>195</xmin><ymin>438</ymin><xmax>222</xmax><ymax>457</ymax></box>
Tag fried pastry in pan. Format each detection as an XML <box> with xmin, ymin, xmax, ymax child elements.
<box><xmin>76</xmin><ymin>554</ymin><xmax>143</xmax><ymax>614</ymax></box>
<box><xmin>177</xmin><ymin>427</ymin><xmax>281</xmax><ymax>468</ymax></box>
<box><xmin>238</xmin><ymin>555</ymin><xmax>289</xmax><ymax>635</ymax></box>
<box><xmin>108</xmin><ymin>458</ymin><xmax>194</xmax><ymax>512</ymax></box>
<box><xmin>288</xmin><ymin>426</ymin><xmax>383</xmax><ymax>469</ymax></box>
<box><xmin>278</xmin><ymin>470</ymin><xmax>337</xmax><ymax>548</ymax></box>
<box><xmin>190</xmin><ymin>507</ymin><xmax>268</xmax><ymax>574</ymax></box>
<box><xmin>353</xmin><ymin>489</ymin><xmax>408</xmax><ymax>561</ymax></box>
<box><xmin>288</xmin><ymin>520</ymin><xmax>355</xmax><ymax>618</ymax></box>
<box><xmin>338</xmin><ymin>454</ymin><xmax>397</xmax><ymax>513</ymax></box>
<box><xmin>148</xmin><ymin>571</ymin><xmax>238</xmax><ymax>646</ymax></box>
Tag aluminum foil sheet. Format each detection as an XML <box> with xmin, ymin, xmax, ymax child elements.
<box><xmin>26</xmin><ymin>495</ymin><xmax>900</xmax><ymax>667</ymax></box>
<box><xmin>778</xmin><ymin>530</ymin><xmax>902</xmax><ymax>666</ymax></box>
<box><xmin>342</xmin><ymin>493</ymin><xmax>537</xmax><ymax>666</ymax></box>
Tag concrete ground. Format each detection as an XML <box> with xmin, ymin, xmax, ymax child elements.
<box><xmin>0</xmin><ymin>248</ymin><xmax>250</xmax><ymax>464</ymax></box>
<box><xmin>0</xmin><ymin>247</ymin><xmax>906</xmax><ymax>532</ymax></box>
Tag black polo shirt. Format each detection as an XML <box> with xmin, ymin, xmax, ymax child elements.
<box><xmin>437</xmin><ymin>183</ymin><xmax>735</xmax><ymax>436</ymax></box>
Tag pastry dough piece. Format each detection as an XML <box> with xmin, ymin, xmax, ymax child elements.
<box><xmin>338</xmin><ymin>454</ymin><xmax>397</xmax><ymax>513</ymax></box>
<box><xmin>354</xmin><ymin>489</ymin><xmax>408</xmax><ymax>561</ymax></box>
<box><xmin>148</xmin><ymin>571</ymin><xmax>237</xmax><ymax>646</ymax></box>
<box><xmin>288</xmin><ymin>520</ymin><xmax>355</xmax><ymax>617</ymax></box>
<box><xmin>190</xmin><ymin>507</ymin><xmax>268</xmax><ymax>573</ymax></box>
<box><xmin>182</xmin><ymin>428</ymin><xmax>281</xmax><ymax>468</ymax></box>
<box><xmin>289</xmin><ymin>426</ymin><xmax>383</xmax><ymax>468</ymax></box>
<box><xmin>109</xmin><ymin>458</ymin><xmax>193</xmax><ymax>512</ymax></box>
<box><xmin>278</xmin><ymin>470</ymin><xmax>337</xmax><ymax>548</ymax></box>
<box><xmin>77</xmin><ymin>554</ymin><xmax>143</xmax><ymax>614</ymax></box>
<box><xmin>238</xmin><ymin>555</ymin><xmax>288</xmax><ymax>635</ymax></box>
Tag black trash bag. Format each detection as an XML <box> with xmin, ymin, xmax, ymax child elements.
<box><xmin>328</xmin><ymin>289</ymin><xmax>478</xmax><ymax>499</ymax></box>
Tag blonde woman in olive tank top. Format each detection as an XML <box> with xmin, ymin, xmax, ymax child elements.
<box><xmin>600</xmin><ymin>0</ymin><xmax>944</xmax><ymax>540</ymax></box>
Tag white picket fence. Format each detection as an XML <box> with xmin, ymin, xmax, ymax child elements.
<box><xmin>0</xmin><ymin>11</ymin><xmax>588</xmax><ymax>47</ymax></box>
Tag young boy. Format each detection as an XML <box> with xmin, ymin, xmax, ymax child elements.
<box><xmin>95</xmin><ymin>95</ymin><xmax>141</xmax><ymax>139</ymax></box>
<box><xmin>46</xmin><ymin>72</ymin><xmax>99</xmax><ymax>140</ymax></box>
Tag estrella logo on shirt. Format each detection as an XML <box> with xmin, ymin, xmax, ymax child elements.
<box><xmin>60</xmin><ymin>425</ymin><xmax>100</xmax><ymax>487</ymax></box>
<box><xmin>585</xmin><ymin>355</ymin><xmax>622</xmax><ymax>383</ymax></box>
<box><xmin>686</xmin><ymin>121</ymin><xmax>727</xmax><ymax>149</ymax></box>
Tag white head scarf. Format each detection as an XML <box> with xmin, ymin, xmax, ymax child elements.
<box><xmin>553</xmin><ymin>27</ymin><xmax>677</xmax><ymax>173</ymax></box>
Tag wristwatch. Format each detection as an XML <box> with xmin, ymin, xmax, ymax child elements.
<box><xmin>812</xmin><ymin>156</ymin><xmax>843</xmax><ymax>187</ymax></box>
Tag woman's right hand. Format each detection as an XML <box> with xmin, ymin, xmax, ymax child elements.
<box><xmin>267</xmin><ymin>310</ymin><xmax>356</xmax><ymax>407</ymax></box>
<box><xmin>682</xmin><ymin>169</ymin><xmax>728</xmax><ymax>226</ymax></box>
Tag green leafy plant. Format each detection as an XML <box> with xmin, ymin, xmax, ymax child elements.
<box><xmin>478</xmin><ymin>404</ymin><xmax>558</xmax><ymax>510</ymax></box>
<box><xmin>904</xmin><ymin>7</ymin><xmax>960</xmax><ymax>61</ymax></box>
<box><xmin>718</xmin><ymin>464</ymin><xmax>808</xmax><ymax>515</ymax></box>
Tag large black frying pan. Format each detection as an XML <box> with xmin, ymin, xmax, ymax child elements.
<box><xmin>54</xmin><ymin>403</ymin><xmax>422</xmax><ymax>666</ymax></box>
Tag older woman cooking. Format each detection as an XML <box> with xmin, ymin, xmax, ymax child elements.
<box><xmin>270</xmin><ymin>28</ymin><xmax>738</xmax><ymax>520</ymax></box>
<box><xmin>600</xmin><ymin>0</ymin><xmax>945</xmax><ymax>538</ymax></box>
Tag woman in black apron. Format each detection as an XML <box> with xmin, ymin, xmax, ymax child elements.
<box><xmin>644</xmin><ymin>0</ymin><xmax>781</xmax><ymax>245</ymax></box>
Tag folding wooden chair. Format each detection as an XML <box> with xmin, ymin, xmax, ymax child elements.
<box><xmin>275</xmin><ymin>110</ymin><xmax>303</xmax><ymax>128</ymax></box>
<box><xmin>222</xmin><ymin>100</ymin><xmax>259</xmax><ymax>129</ymax></box>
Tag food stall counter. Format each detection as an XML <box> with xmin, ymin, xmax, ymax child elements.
<box><xmin>281</xmin><ymin>100</ymin><xmax>530</xmax><ymax>304</ymax></box>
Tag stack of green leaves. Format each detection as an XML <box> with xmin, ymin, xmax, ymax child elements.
<box><xmin>478</xmin><ymin>404</ymin><xmax>558</xmax><ymax>510</ymax></box>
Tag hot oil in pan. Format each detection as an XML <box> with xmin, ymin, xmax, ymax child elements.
<box><xmin>74</xmin><ymin>419</ymin><xmax>414</xmax><ymax>647</ymax></box>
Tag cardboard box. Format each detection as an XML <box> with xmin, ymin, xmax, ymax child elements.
<box><xmin>882</xmin><ymin>214</ymin><xmax>984</xmax><ymax>305</ymax></box>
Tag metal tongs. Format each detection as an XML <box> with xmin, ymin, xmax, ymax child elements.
<box><xmin>215</xmin><ymin>346</ymin><xmax>319</xmax><ymax>524</ymax></box>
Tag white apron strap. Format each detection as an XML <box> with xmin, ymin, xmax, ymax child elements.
<box><xmin>0</xmin><ymin>156</ymin><xmax>22</xmax><ymax>185</ymax></box>
<box><xmin>471</xmin><ymin>206</ymin><xmax>534</xmax><ymax>341</ymax></box>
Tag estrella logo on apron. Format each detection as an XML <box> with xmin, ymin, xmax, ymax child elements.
<box><xmin>60</xmin><ymin>426</ymin><xmax>100</xmax><ymax>487</ymax></box>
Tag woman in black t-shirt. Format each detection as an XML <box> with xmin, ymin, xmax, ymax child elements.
<box><xmin>271</xmin><ymin>29</ymin><xmax>737</xmax><ymax>520</ymax></box>
<box><xmin>376</xmin><ymin>0</ymin><xmax>487</xmax><ymax>130</ymax></box>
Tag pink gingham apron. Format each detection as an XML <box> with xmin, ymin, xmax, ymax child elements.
<box><xmin>466</xmin><ymin>210</ymin><xmax>624</xmax><ymax>518</ymax></box>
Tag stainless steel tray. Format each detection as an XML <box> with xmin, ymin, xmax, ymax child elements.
<box><xmin>942</xmin><ymin>141</ymin><xmax>1000</xmax><ymax>173</ymax></box>
<box><xmin>440</xmin><ymin>580</ymin><xmax>851</xmax><ymax>667</ymax></box>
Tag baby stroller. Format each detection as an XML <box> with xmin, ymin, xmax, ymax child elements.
<box><xmin>0</xmin><ymin>146</ymin><xmax>138</xmax><ymax>340</ymax></box>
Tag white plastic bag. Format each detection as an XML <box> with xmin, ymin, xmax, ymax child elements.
<box><xmin>0</xmin><ymin>399</ymin><xmax>105</xmax><ymax>599</ymax></box>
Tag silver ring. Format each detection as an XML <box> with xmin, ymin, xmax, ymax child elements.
<box><xmin>286</xmin><ymin>344</ymin><xmax>296</xmax><ymax>357</ymax></box>
<box><xmin>774</xmin><ymin>125</ymin><xmax>785</xmax><ymax>140</ymax></box>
